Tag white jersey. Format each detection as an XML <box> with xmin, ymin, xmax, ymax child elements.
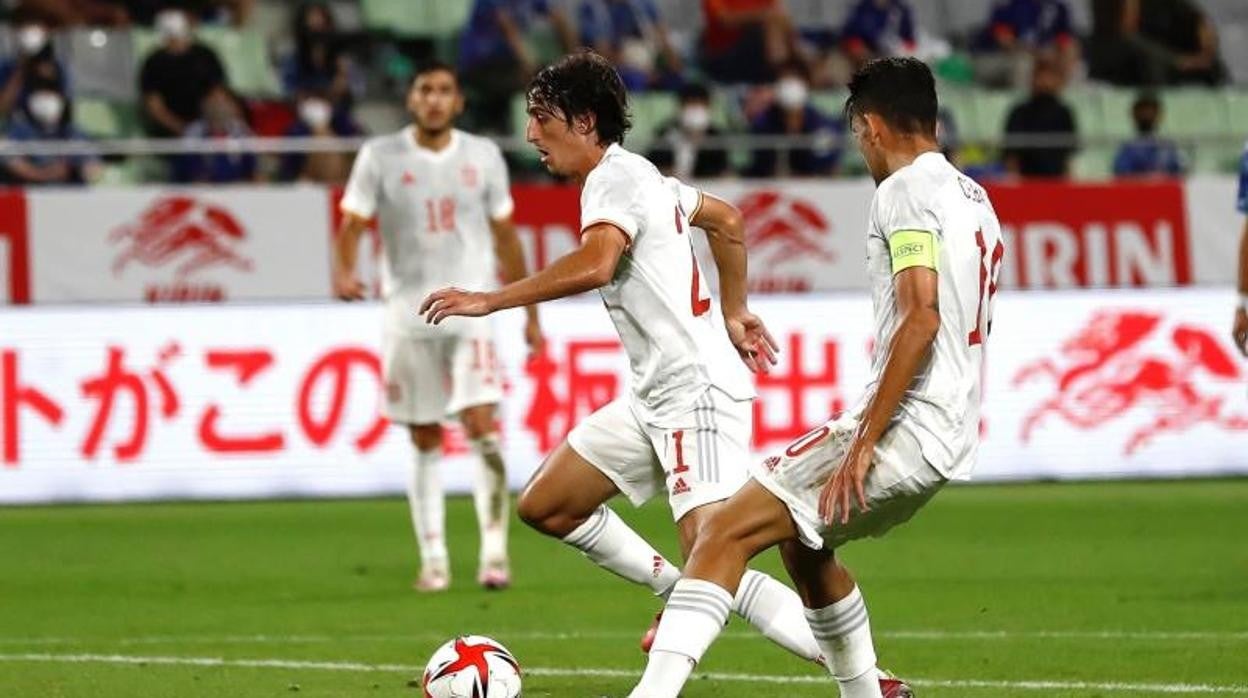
<box><xmin>341</xmin><ymin>127</ymin><xmax>514</xmax><ymax>337</ymax></box>
<box><xmin>855</xmin><ymin>151</ymin><xmax>1004</xmax><ymax>480</ymax></box>
<box><xmin>581</xmin><ymin>144</ymin><xmax>754</xmax><ymax>426</ymax></box>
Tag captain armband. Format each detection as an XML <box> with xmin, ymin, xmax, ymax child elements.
<box><xmin>888</xmin><ymin>229</ymin><xmax>939</xmax><ymax>275</ymax></box>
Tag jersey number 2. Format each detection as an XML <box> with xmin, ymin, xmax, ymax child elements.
<box><xmin>676</xmin><ymin>205</ymin><xmax>711</xmax><ymax>317</ymax></box>
<box><xmin>968</xmin><ymin>229</ymin><xmax>1004</xmax><ymax>347</ymax></box>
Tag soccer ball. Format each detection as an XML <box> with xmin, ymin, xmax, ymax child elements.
<box><xmin>422</xmin><ymin>635</ymin><xmax>522</xmax><ymax>698</ymax></box>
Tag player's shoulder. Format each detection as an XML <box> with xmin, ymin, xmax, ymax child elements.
<box><xmin>359</xmin><ymin>128</ymin><xmax>410</xmax><ymax>157</ymax></box>
<box><xmin>589</xmin><ymin>144</ymin><xmax>657</xmax><ymax>185</ymax></box>
<box><xmin>455</xmin><ymin>129</ymin><xmax>505</xmax><ymax>159</ymax></box>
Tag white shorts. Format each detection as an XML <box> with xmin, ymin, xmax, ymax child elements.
<box><xmin>567</xmin><ymin>387</ymin><xmax>751</xmax><ymax>522</ymax></box>
<box><xmin>381</xmin><ymin>328</ymin><xmax>503</xmax><ymax>425</ymax></box>
<box><xmin>751</xmin><ymin>415</ymin><xmax>947</xmax><ymax>551</ymax></box>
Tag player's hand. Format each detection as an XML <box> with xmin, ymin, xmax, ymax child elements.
<box><xmin>524</xmin><ymin>317</ymin><xmax>546</xmax><ymax>357</ymax></box>
<box><xmin>818</xmin><ymin>436</ymin><xmax>874</xmax><ymax>526</ymax></box>
<box><xmin>1233</xmin><ymin>306</ymin><xmax>1248</xmax><ymax>357</ymax></box>
<box><xmin>725</xmin><ymin>309</ymin><xmax>779</xmax><ymax>374</ymax></box>
<box><xmin>420</xmin><ymin>287</ymin><xmax>494</xmax><ymax>324</ymax></box>
<box><xmin>333</xmin><ymin>269</ymin><xmax>366</xmax><ymax>301</ymax></box>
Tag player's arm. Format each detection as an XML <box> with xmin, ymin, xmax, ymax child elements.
<box><xmin>333</xmin><ymin>212</ymin><xmax>369</xmax><ymax>300</ymax></box>
<box><xmin>490</xmin><ymin>215</ymin><xmax>544</xmax><ymax>353</ymax></box>
<box><xmin>1233</xmin><ymin>217</ymin><xmax>1248</xmax><ymax>356</ymax></box>
<box><xmin>692</xmin><ymin>192</ymin><xmax>778</xmax><ymax>372</ymax></box>
<box><xmin>820</xmin><ymin>231</ymin><xmax>940</xmax><ymax>525</ymax></box>
<box><xmin>421</xmin><ymin>224</ymin><xmax>627</xmax><ymax>324</ymax></box>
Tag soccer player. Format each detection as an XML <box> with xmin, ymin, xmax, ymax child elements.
<box><xmin>627</xmin><ymin>57</ymin><xmax>1004</xmax><ymax>698</ymax></box>
<box><xmin>334</xmin><ymin>60</ymin><xmax>543</xmax><ymax>592</ymax></box>
<box><xmin>1233</xmin><ymin>144</ymin><xmax>1248</xmax><ymax>356</ymax></box>
<box><xmin>421</xmin><ymin>51</ymin><xmax>825</xmax><ymax>666</ymax></box>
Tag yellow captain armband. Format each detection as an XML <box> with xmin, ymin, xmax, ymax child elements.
<box><xmin>888</xmin><ymin>229</ymin><xmax>939</xmax><ymax>275</ymax></box>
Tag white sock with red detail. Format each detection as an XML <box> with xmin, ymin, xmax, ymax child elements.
<box><xmin>407</xmin><ymin>448</ymin><xmax>447</xmax><ymax>571</ymax></box>
<box><xmin>733</xmin><ymin>570</ymin><xmax>825</xmax><ymax>664</ymax></box>
<box><xmin>469</xmin><ymin>434</ymin><xmax>508</xmax><ymax>567</ymax></box>
<box><xmin>629</xmin><ymin>579</ymin><xmax>733</xmax><ymax>697</ymax></box>
<box><xmin>562</xmin><ymin>505</ymin><xmax>681</xmax><ymax>595</ymax></box>
<box><xmin>806</xmin><ymin>586</ymin><xmax>883</xmax><ymax>698</ymax></box>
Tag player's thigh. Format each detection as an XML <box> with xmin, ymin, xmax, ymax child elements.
<box><xmin>446</xmin><ymin>328</ymin><xmax>503</xmax><ymax>422</ymax></box>
<box><xmin>381</xmin><ymin>332</ymin><xmax>449</xmax><ymax>425</ymax></box>
<box><xmin>563</xmin><ymin>397</ymin><xmax>666</xmax><ymax>508</ymax></box>
<box><xmin>646</xmin><ymin>387</ymin><xmax>752</xmax><ymax>524</ymax></box>
<box><xmin>677</xmin><ymin>479</ymin><xmax>799</xmax><ymax>564</ymax></box>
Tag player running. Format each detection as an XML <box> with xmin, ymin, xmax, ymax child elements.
<box><xmin>627</xmin><ymin>57</ymin><xmax>1005</xmax><ymax>698</ymax></box>
<box><xmin>421</xmin><ymin>51</ymin><xmax>825</xmax><ymax>667</ymax></box>
<box><xmin>334</xmin><ymin>60</ymin><xmax>543</xmax><ymax>593</ymax></box>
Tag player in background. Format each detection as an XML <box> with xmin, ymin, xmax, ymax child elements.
<box><xmin>334</xmin><ymin>60</ymin><xmax>543</xmax><ymax>592</ymax></box>
<box><xmin>421</xmin><ymin>51</ymin><xmax>826</xmax><ymax>667</ymax></box>
<box><xmin>627</xmin><ymin>57</ymin><xmax>1005</xmax><ymax>698</ymax></box>
<box><xmin>1233</xmin><ymin>144</ymin><xmax>1248</xmax><ymax>356</ymax></box>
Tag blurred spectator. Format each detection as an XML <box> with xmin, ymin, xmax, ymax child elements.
<box><xmin>974</xmin><ymin>0</ymin><xmax>1079</xmax><ymax>88</ymax></box>
<box><xmin>937</xmin><ymin>108</ymin><xmax>960</xmax><ymax>164</ymax></box>
<box><xmin>745</xmin><ymin>62</ymin><xmax>841</xmax><ymax>178</ymax></box>
<box><xmin>458</xmin><ymin>0</ymin><xmax>577</xmax><ymax>133</ymax></box>
<box><xmin>646</xmin><ymin>83</ymin><xmax>730</xmax><ymax>180</ymax></box>
<box><xmin>840</xmin><ymin>0</ymin><xmax>916</xmax><ymax>70</ymax></box>
<box><xmin>1088</xmin><ymin>0</ymin><xmax>1226</xmax><ymax>86</ymax></box>
<box><xmin>279</xmin><ymin>91</ymin><xmax>362</xmax><ymax>184</ymax></box>
<box><xmin>578</xmin><ymin>0</ymin><xmax>683</xmax><ymax>91</ymax></box>
<box><xmin>13</xmin><ymin>0</ymin><xmax>129</xmax><ymax>27</ymax></box>
<box><xmin>700</xmin><ymin>0</ymin><xmax>799</xmax><ymax>85</ymax></box>
<box><xmin>2</xmin><ymin>84</ymin><xmax>101</xmax><ymax>185</ymax></box>
<box><xmin>173</xmin><ymin>85</ymin><xmax>258</xmax><ymax>183</ymax></box>
<box><xmin>1003</xmin><ymin>54</ymin><xmax>1076</xmax><ymax>178</ymax></box>
<box><xmin>1112</xmin><ymin>92</ymin><xmax>1185</xmax><ymax>177</ymax></box>
<box><xmin>139</xmin><ymin>7</ymin><xmax>226</xmax><ymax>137</ymax></box>
<box><xmin>0</xmin><ymin>9</ymin><xmax>68</xmax><ymax>118</ymax></box>
<box><xmin>281</xmin><ymin>2</ymin><xmax>361</xmax><ymax>121</ymax></box>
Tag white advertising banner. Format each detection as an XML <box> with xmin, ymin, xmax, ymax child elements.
<box><xmin>28</xmin><ymin>186</ymin><xmax>332</xmax><ymax>303</ymax></box>
<box><xmin>1182</xmin><ymin>175</ymin><xmax>1242</xmax><ymax>286</ymax></box>
<box><xmin>1</xmin><ymin>291</ymin><xmax>1245</xmax><ymax>504</ymax></box>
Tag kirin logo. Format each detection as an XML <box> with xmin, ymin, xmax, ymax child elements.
<box><xmin>110</xmin><ymin>196</ymin><xmax>254</xmax><ymax>279</ymax></box>
<box><xmin>737</xmin><ymin>190</ymin><xmax>836</xmax><ymax>267</ymax></box>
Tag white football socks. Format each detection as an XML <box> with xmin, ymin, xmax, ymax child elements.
<box><xmin>806</xmin><ymin>586</ymin><xmax>882</xmax><ymax>698</ymax></box>
<box><xmin>469</xmin><ymin>434</ymin><xmax>509</xmax><ymax>567</ymax></box>
<box><xmin>733</xmin><ymin>569</ymin><xmax>824</xmax><ymax>664</ymax></box>
<box><xmin>630</xmin><ymin>579</ymin><xmax>733</xmax><ymax>697</ymax></box>
<box><xmin>562</xmin><ymin>505</ymin><xmax>682</xmax><ymax>595</ymax></box>
<box><xmin>407</xmin><ymin>448</ymin><xmax>447</xmax><ymax>571</ymax></box>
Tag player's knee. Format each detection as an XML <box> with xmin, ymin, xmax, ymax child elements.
<box><xmin>459</xmin><ymin>407</ymin><xmax>496</xmax><ymax>440</ymax></box>
<box><xmin>516</xmin><ymin>484</ymin><xmax>572</xmax><ymax>537</ymax></box>
<box><xmin>408</xmin><ymin>424</ymin><xmax>442</xmax><ymax>452</ymax></box>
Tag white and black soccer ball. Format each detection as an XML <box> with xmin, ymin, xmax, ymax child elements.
<box><xmin>422</xmin><ymin>635</ymin><xmax>522</xmax><ymax>698</ymax></box>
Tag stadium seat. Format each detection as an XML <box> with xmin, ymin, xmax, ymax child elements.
<box><xmin>198</xmin><ymin>27</ymin><xmax>282</xmax><ymax>97</ymax></box>
<box><xmin>969</xmin><ymin>89</ymin><xmax>1020</xmax><ymax>144</ymax></box>
<box><xmin>63</xmin><ymin>29</ymin><xmax>137</xmax><ymax>100</ymax></box>
<box><xmin>74</xmin><ymin>98</ymin><xmax>139</xmax><ymax>138</ymax></box>
<box><xmin>355</xmin><ymin>99</ymin><xmax>408</xmax><ymax>136</ymax></box>
<box><xmin>360</xmin><ymin>0</ymin><xmax>471</xmax><ymax>38</ymax></box>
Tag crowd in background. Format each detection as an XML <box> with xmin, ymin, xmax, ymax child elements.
<box><xmin>0</xmin><ymin>0</ymin><xmax>1232</xmax><ymax>185</ymax></box>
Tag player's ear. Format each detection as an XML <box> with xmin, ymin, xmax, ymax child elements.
<box><xmin>573</xmin><ymin>112</ymin><xmax>597</xmax><ymax>138</ymax></box>
<box><xmin>863</xmin><ymin>113</ymin><xmax>887</xmax><ymax>145</ymax></box>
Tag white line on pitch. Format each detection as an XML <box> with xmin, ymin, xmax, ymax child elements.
<box><xmin>0</xmin><ymin>629</ymin><xmax>1244</xmax><ymax>646</ymax></box>
<box><xmin>1</xmin><ymin>652</ymin><xmax>1246</xmax><ymax>695</ymax></box>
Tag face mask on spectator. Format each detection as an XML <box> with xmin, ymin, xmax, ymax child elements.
<box><xmin>680</xmin><ymin>104</ymin><xmax>711</xmax><ymax>133</ymax></box>
<box><xmin>157</xmin><ymin>10</ymin><xmax>191</xmax><ymax>42</ymax></box>
<box><xmin>776</xmin><ymin>77</ymin><xmax>808</xmax><ymax>110</ymax></box>
<box><xmin>299</xmin><ymin>99</ymin><xmax>332</xmax><ymax>129</ymax></box>
<box><xmin>29</xmin><ymin>91</ymin><xmax>64</xmax><ymax>127</ymax></box>
<box><xmin>17</xmin><ymin>25</ymin><xmax>48</xmax><ymax>55</ymax></box>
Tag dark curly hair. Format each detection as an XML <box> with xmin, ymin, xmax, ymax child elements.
<box><xmin>526</xmin><ymin>50</ymin><xmax>631</xmax><ymax>145</ymax></box>
<box><xmin>845</xmin><ymin>57</ymin><xmax>937</xmax><ymax>137</ymax></box>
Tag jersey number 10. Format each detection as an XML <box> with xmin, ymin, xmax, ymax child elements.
<box><xmin>968</xmin><ymin>229</ymin><xmax>1004</xmax><ymax>347</ymax></box>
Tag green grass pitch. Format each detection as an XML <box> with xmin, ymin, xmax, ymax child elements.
<box><xmin>1</xmin><ymin>479</ymin><xmax>1246</xmax><ymax>697</ymax></box>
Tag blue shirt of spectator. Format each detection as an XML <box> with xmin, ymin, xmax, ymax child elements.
<box><xmin>1237</xmin><ymin>144</ymin><xmax>1248</xmax><ymax>214</ymax></box>
<box><xmin>1113</xmin><ymin>136</ymin><xmax>1185</xmax><ymax>177</ymax></box>
<box><xmin>841</xmin><ymin>0</ymin><xmax>916</xmax><ymax>57</ymax></box>
<box><xmin>579</xmin><ymin>0</ymin><xmax>661</xmax><ymax>89</ymax></box>
<box><xmin>4</xmin><ymin>114</ymin><xmax>99</xmax><ymax>185</ymax></box>
<box><xmin>174</xmin><ymin>120</ymin><xmax>257</xmax><ymax>184</ymax></box>
<box><xmin>746</xmin><ymin>104</ymin><xmax>842</xmax><ymax>177</ymax></box>
<box><xmin>980</xmin><ymin>0</ymin><xmax>1074</xmax><ymax>51</ymax></box>
<box><xmin>460</xmin><ymin>0</ymin><xmax>553</xmax><ymax>69</ymax></box>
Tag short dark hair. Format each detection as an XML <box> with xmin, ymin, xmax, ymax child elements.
<box><xmin>527</xmin><ymin>50</ymin><xmax>631</xmax><ymax>145</ymax></box>
<box><xmin>845</xmin><ymin>57</ymin><xmax>937</xmax><ymax>137</ymax></box>
<box><xmin>1133</xmin><ymin>91</ymin><xmax>1161</xmax><ymax>112</ymax></box>
<box><xmin>412</xmin><ymin>59</ymin><xmax>458</xmax><ymax>85</ymax></box>
<box><xmin>679</xmin><ymin>82</ymin><xmax>711</xmax><ymax>104</ymax></box>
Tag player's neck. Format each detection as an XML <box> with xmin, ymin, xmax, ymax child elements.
<box><xmin>413</xmin><ymin>127</ymin><xmax>454</xmax><ymax>152</ymax></box>
<box><xmin>882</xmin><ymin>139</ymin><xmax>940</xmax><ymax>179</ymax></box>
<box><xmin>571</xmin><ymin>142</ymin><xmax>611</xmax><ymax>184</ymax></box>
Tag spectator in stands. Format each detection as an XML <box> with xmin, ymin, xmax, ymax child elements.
<box><xmin>1004</xmin><ymin>54</ymin><xmax>1076</xmax><ymax>178</ymax></box>
<box><xmin>1088</xmin><ymin>0</ymin><xmax>1227</xmax><ymax>86</ymax></box>
<box><xmin>458</xmin><ymin>0</ymin><xmax>577</xmax><ymax>133</ymax></box>
<box><xmin>173</xmin><ymin>84</ymin><xmax>259</xmax><ymax>183</ymax></box>
<box><xmin>2</xmin><ymin>84</ymin><xmax>101</xmax><ymax>185</ymax></box>
<box><xmin>700</xmin><ymin>0</ymin><xmax>799</xmax><ymax>84</ymax></box>
<box><xmin>1138</xmin><ymin>0</ymin><xmax>1227</xmax><ymax>86</ymax></box>
<box><xmin>1112</xmin><ymin>92</ymin><xmax>1185</xmax><ymax>177</ymax></box>
<box><xmin>282</xmin><ymin>2</ymin><xmax>360</xmax><ymax>122</ymax></box>
<box><xmin>839</xmin><ymin>0</ymin><xmax>917</xmax><ymax>70</ymax></box>
<box><xmin>0</xmin><ymin>9</ymin><xmax>68</xmax><ymax>119</ymax></box>
<box><xmin>13</xmin><ymin>0</ymin><xmax>129</xmax><ymax>27</ymax></box>
<box><xmin>974</xmin><ymin>0</ymin><xmax>1079</xmax><ymax>88</ymax></box>
<box><xmin>279</xmin><ymin>91</ymin><xmax>361</xmax><ymax>184</ymax></box>
<box><xmin>139</xmin><ymin>6</ymin><xmax>227</xmax><ymax>138</ymax></box>
<box><xmin>744</xmin><ymin>61</ymin><xmax>841</xmax><ymax>178</ymax></box>
<box><xmin>578</xmin><ymin>0</ymin><xmax>683</xmax><ymax>91</ymax></box>
<box><xmin>646</xmin><ymin>82</ymin><xmax>730</xmax><ymax>180</ymax></box>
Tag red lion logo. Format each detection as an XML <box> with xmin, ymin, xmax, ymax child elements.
<box><xmin>1014</xmin><ymin>310</ymin><xmax>1248</xmax><ymax>454</ymax></box>
<box><xmin>110</xmin><ymin>196</ymin><xmax>254</xmax><ymax>279</ymax></box>
<box><xmin>737</xmin><ymin>191</ymin><xmax>836</xmax><ymax>267</ymax></box>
